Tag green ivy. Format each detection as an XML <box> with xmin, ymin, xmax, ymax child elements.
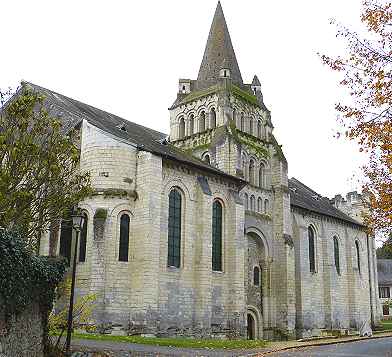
<box><xmin>228</xmin><ymin>120</ymin><xmax>269</xmax><ymax>159</ymax></box>
<box><xmin>0</xmin><ymin>230</ymin><xmax>66</xmax><ymax>318</ymax></box>
<box><xmin>230</xmin><ymin>85</ymin><xmax>259</xmax><ymax>106</ymax></box>
<box><xmin>94</xmin><ymin>208</ymin><xmax>108</xmax><ymax>220</ymax></box>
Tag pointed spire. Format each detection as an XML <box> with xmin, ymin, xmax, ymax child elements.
<box><xmin>252</xmin><ymin>75</ymin><xmax>261</xmax><ymax>87</ymax></box>
<box><xmin>196</xmin><ymin>2</ymin><xmax>243</xmax><ymax>89</ymax></box>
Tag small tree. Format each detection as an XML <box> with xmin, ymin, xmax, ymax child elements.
<box><xmin>321</xmin><ymin>0</ymin><xmax>392</xmax><ymax>236</ymax></box>
<box><xmin>0</xmin><ymin>85</ymin><xmax>92</xmax><ymax>251</ymax></box>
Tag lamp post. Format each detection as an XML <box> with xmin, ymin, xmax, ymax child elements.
<box><xmin>65</xmin><ymin>207</ymin><xmax>85</xmax><ymax>356</ymax></box>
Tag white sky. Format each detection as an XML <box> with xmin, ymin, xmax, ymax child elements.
<box><xmin>1</xmin><ymin>0</ymin><xmax>367</xmax><ymax>199</ymax></box>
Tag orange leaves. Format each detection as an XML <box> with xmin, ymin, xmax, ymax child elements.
<box><xmin>321</xmin><ymin>0</ymin><xmax>392</xmax><ymax>233</ymax></box>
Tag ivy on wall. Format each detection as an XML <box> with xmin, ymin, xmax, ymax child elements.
<box><xmin>228</xmin><ymin>120</ymin><xmax>270</xmax><ymax>159</ymax></box>
<box><xmin>0</xmin><ymin>230</ymin><xmax>66</xmax><ymax>318</ymax></box>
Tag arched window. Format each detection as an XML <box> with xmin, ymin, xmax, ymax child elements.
<box><xmin>249</xmin><ymin>118</ymin><xmax>253</xmax><ymax>135</ymax></box>
<box><xmin>179</xmin><ymin>117</ymin><xmax>185</xmax><ymax>139</ymax></box>
<box><xmin>240</xmin><ymin>113</ymin><xmax>245</xmax><ymax>131</ymax></box>
<box><xmin>333</xmin><ymin>236</ymin><xmax>340</xmax><ymax>274</ymax></box>
<box><xmin>249</xmin><ymin>159</ymin><xmax>255</xmax><ymax>185</ymax></box>
<box><xmin>250</xmin><ymin>195</ymin><xmax>256</xmax><ymax>211</ymax></box>
<box><xmin>168</xmin><ymin>189</ymin><xmax>182</xmax><ymax>268</ymax></box>
<box><xmin>257</xmin><ymin>120</ymin><xmax>262</xmax><ymax>138</ymax></box>
<box><xmin>308</xmin><ymin>226</ymin><xmax>316</xmax><ymax>273</ymax></box>
<box><xmin>203</xmin><ymin>153</ymin><xmax>211</xmax><ymax>164</ymax></box>
<box><xmin>233</xmin><ymin>109</ymin><xmax>236</xmax><ymax>124</ymax></box>
<box><xmin>210</xmin><ymin>108</ymin><xmax>217</xmax><ymax>128</ymax></box>
<box><xmin>259</xmin><ymin>164</ymin><xmax>265</xmax><ymax>188</ymax></box>
<box><xmin>257</xmin><ymin>197</ymin><xmax>262</xmax><ymax>212</ymax></box>
<box><xmin>253</xmin><ymin>266</ymin><xmax>260</xmax><ymax>286</ymax></box>
<box><xmin>189</xmin><ymin>114</ymin><xmax>194</xmax><ymax>136</ymax></box>
<box><xmin>118</xmin><ymin>214</ymin><xmax>130</xmax><ymax>262</ymax></box>
<box><xmin>355</xmin><ymin>240</ymin><xmax>361</xmax><ymax>273</ymax></box>
<box><xmin>244</xmin><ymin>193</ymin><xmax>249</xmax><ymax>210</ymax></box>
<box><xmin>79</xmin><ymin>212</ymin><xmax>88</xmax><ymax>262</ymax></box>
<box><xmin>199</xmin><ymin>111</ymin><xmax>206</xmax><ymax>132</ymax></box>
<box><xmin>212</xmin><ymin>200</ymin><xmax>223</xmax><ymax>271</ymax></box>
<box><xmin>264</xmin><ymin>199</ymin><xmax>269</xmax><ymax>214</ymax></box>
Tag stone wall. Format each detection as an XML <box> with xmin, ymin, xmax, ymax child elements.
<box><xmin>0</xmin><ymin>302</ymin><xmax>46</xmax><ymax>357</ymax></box>
<box><xmin>291</xmin><ymin>208</ymin><xmax>378</xmax><ymax>337</ymax></box>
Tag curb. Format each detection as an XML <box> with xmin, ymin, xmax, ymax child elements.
<box><xmin>247</xmin><ymin>332</ymin><xmax>392</xmax><ymax>356</ymax></box>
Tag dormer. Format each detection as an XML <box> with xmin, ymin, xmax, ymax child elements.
<box><xmin>219</xmin><ymin>67</ymin><xmax>231</xmax><ymax>79</ymax></box>
<box><xmin>179</xmin><ymin>79</ymin><xmax>191</xmax><ymax>94</ymax></box>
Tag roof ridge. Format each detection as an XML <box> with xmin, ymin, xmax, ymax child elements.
<box><xmin>24</xmin><ymin>81</ymin><xmax>167</xmax><ymax>138</ymax></box>
<box><xmin>290</xmin><ymin>177</ymin><xmax>321</xmax><ymax>197</ymax></box>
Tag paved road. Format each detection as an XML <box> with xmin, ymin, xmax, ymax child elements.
<box><xmin>271</xmin><ymin>336</ymin><xmax>392</xmax><ymax>357</ymax></box>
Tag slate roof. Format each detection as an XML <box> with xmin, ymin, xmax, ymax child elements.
<box><xmin>23</xmin><ymin>82</ymin><xmax>244</xmax><ymax>184</ymax></box>
<box><xmin>196</xmin><ymin>2</ymin><xmax>243</xmax><ymax>90</ymax></box>
<box><xmin>289</xmin><ymin>178</ymin><xmax>363</xmax><ymax>227</ymax></box>
<box><xmin>377</xmin><ymin>259</ymin><xmax>392</xmax><ymax>286</ymax></box>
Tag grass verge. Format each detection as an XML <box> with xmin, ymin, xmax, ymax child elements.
<box><xmin>380</xmin><ymin>320</ymin><xmax>392</xmax><ymax>331</ymax></box>
<box><xmin>66</xmin><ymin>332</ymin><xmax>267</xmax><ymax>349</ymax></box>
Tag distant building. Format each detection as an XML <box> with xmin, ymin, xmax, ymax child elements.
<box><xmin>32</xmin><ymin>1</ymin><xmax>379</xmax><ymax>340</ymax></box>
<box><xmin>377</xmin><ymin>259</ymin><xmax>392</xmax><ymax>318</ymax></box>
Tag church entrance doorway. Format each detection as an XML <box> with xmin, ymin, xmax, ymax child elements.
<box><xmin>247</xmin><ymin>313</ymin><xmax>256</xmax><ymax>340</ymax></box>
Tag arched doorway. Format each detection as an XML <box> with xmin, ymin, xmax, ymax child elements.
<box><xmin>247</xmin><ymin>313</ymin><xmax>256</xmax><ymax>340</ymax></box>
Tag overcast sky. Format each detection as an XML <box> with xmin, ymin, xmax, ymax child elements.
<box><xmin>1</xmin><ymin>0</ymin><xmax>366</xmax><ymax>199</ymax></box>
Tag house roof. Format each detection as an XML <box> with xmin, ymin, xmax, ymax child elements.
<box><xmin>196</xmin><ymin>2</ymin><xmax>243</xmax><ymax>90</ymax></box>
<box><xmin>378</xmin><ymin>259</ymin><xmax>392</xmax><ymax>286</ymax></box>
<box><xmin>289</xmin><ymin>178</ymin><xmax>363</xmax><ymax>227</ymax></box>
<box><xmin>23</xmin><ymin>82</ymin><xmax>244</xmax><ymax>185</ymax></box>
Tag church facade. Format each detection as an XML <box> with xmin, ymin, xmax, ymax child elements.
<box><xmin>37</xmin><ymin>2</ymin><xmax>380</xmax><ymax>340</ymax></box>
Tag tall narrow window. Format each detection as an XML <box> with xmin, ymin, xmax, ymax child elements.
<box><xmin>355</xmin><ymin>240</ymin><xmax>361</xmax><ymax>273</ymax></box>
<box><xmin>212</xmin><ymin>200</ymin><xmax>223</xmax><ymax>271</ymax></box>
<box><xmin>253</xmin><ymin>266</ymin><xmax>260</xmax><ymax>286</ymax></box>
<box><xmin>119</xmin><ymin>214</ymin><xmax>130</xmax><ymax>262</ymax></box>
<box><xmin>264</xmin><ymin>199</ymin><xmax>269</xmax><ymax>214</ymax></box>
<box><xmin>244</xmin><ymin>193</ymin><xmax>249</xmax><ymax>210</ymax></box>
<box><xmin>240</xmin><ymin>113</ymin><xmax>245</xmax><ymax>131</ymax></box>
<box><xmin>79</xmin><ymin>213</ymin><xmax>88</xmax><ymax>262</ymax></box>
<box><xmin>249</xmin><ymin>159</ymin><xmax>255</xmax><ymax>185</ymax></box>
<box><xmin>179</xmin><ymin>117</ymin><xmax>185</xmax><ymax>139</ymax></box>
<box><xmin>333</xmin><ymin>236</ymin><xmax>340</xmax><ymax>274</ymax></box>
<box><xmin>257</xmin><ymin>197</ymin><xmax>262</xmax><ymax>212</ymax></box>
<box><xmin>189</xmin><ymin>114</ymin><xmax>194</xmax><ymax>135</ymax></box>
<box><xmin>199</xmin><ymin>112</ymin><xmax>206</xmax><ymax>132</ymax></box>
<box><xmin>257</xmin><ymin>120</ymin><xmax>262</xmax><ymax>138</ymax></box>
<box><xmin>59</xmin><ymin>220</ymin><xmax>72</xmax><ymax>266</ymax></box>
<box><xmin>210</xmin><ymin>108</ymin><xmax>217</xmax><ymax>128</ymax></box>
<box><xmin>308</xmin><ymin>226</ymin><xmax>316</xmax><ymax>273</ymax></box>
<box><xmin>250</xmin><ymin>195</ymin><xmax>256</xmax><ymax>211</ymax></box>
<box><xmin>168</xmin><ymin>189</ymin><xmax>182</xmax><ymax>268</ymax></box>
<box><xmin>249</xmin><ymin>118</ymin><xmax>253</xmax><ymax>135</ymax></box>
<box><xmin>259</xmin><ymin>164</ymin><xmax>265</xmax><ymax>188</ymax></box>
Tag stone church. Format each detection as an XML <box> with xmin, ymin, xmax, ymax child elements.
<box><xmin>36</xmin><ymin>2</ymin><xmax>380</xmax><ymax>340</ymax></box>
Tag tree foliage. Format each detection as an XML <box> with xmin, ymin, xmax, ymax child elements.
<box><xmin>321</xmin><ymin>0</ymin><xmax>392</xmax><ymax>235</ymax></box>
<box><xmin>0</xmin><ymin>86</ymin><xmax>92</xmax><ymax>250</ymax></box>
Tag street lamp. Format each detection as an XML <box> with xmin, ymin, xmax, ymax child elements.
<box><xmin>65</xmin><ymin>206</ymin><xmax>85</xmax><ymax>356</ymax></box>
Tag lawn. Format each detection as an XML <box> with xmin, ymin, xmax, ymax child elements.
<box><xmin>67</xmin><ymin>332</ymin><xmax>267</xmax><ymax>349</ymax></box>
<box><xmin>380</xmin><ymin>320</ymin><xmax>392</xmax><ymax>331</ymax></box>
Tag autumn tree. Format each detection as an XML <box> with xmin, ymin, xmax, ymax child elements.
<box><xmin>321</xmin><ymin>0</ymin><xmax>392</xmax><ymax>236</ymax></box>
<box><xmin>0</xmin><ymin>85</ymin><xmax>92</xmax><ymax>251</ymax></box>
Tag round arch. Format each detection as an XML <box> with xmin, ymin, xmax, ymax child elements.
<box><xmin>247</xmin><ymin>305</ymin><xmax>263</xmax><ymax>340</ymax></box>
<box><xmin>245</xmin><ymin>226</ymin><xmax>270</xmax><ymax>259</ymax></box>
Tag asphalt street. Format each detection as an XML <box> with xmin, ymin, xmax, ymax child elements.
<box><xmin>271</xmin><ymin>337</ymin><xmax>392</xmax><ymax>357</ymax></box>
